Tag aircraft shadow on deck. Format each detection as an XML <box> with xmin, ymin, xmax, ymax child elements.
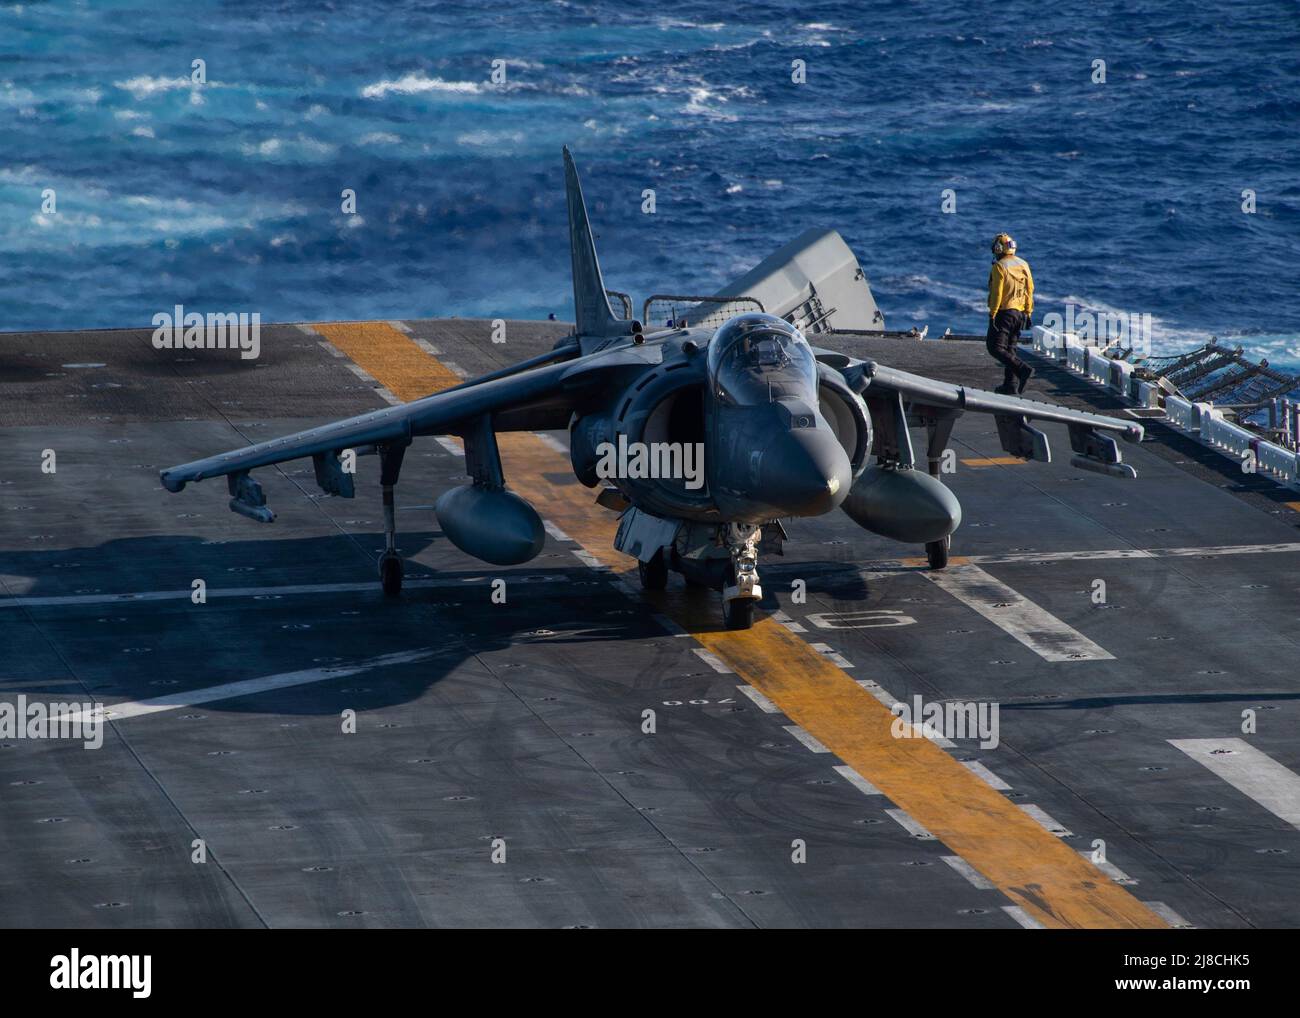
<box><xmin>0</xmin><ymin>529</ymin><xmax>759</xmax><ymax>717</ymax></box>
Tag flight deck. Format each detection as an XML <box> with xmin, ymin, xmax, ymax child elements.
<box><xmin>2</xmin><ymin>320</ymin><xmax>1299</xmax><ymax>928</ymax></box>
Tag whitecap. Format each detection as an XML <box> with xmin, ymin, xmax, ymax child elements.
<box><xmin>114</xmin><ymin>76</ymin><xmax>192</xmax><ymax>99</ymax></box>
<box><xmin>683</xmin><ymin>85</ymin><xmax>738</xmax><ymax>121</ymax></box>
<box><xmin>455</xmin><ymin>129</ymin><xmax>525</xmax><ymax>146</ymax></box>
<box><xmin>656</xmin><ymin>17</ymin><xmax>725</xmax><ymax>30</ymax></box>
<box><xmin>243</xmin><ymin>138</ymin><xmax>282</xmax><ymax>156</ymax></box>
<box><xmin>361</xmin><ymin>74</ymin><xmax>483</xmax><ymax>99</ymax></box>
<box><xmin>149</xmin><ymin>214</ymin><xmax>231</xmax><ymax>234</ymax></box>
<box><xmin>238</xmin><ymin>135</ymin><xmax>336</xmax><ymax>159</ymax></box>
<box><xmin>0</xmin><ymin>82</ymin><xmax>37</xmax><ymax>106</ymax></box>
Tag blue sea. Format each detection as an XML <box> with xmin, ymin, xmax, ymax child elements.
<box><xmin>2</xmin><ymin>1</ymin><xmax>1298</xmax><ymax>364</ymax></box>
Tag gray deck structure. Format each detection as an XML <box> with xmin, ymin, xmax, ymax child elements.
<box><xmin>2</xmin><ymin>320</ymin><xmax>1298</xmax><ymax>928</ymax></box>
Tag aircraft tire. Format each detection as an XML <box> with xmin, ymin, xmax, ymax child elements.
<box><xmin>723</xmin><ymin>597</ymin><xmax>755</xmax><ymax>630</ymax></box>
<box><xmin>380</xmin><ymin>553</ymin><xmax>403</xmax><ymax>596</ymax></box>
<box><xmin>638</xmin><ymin>551</ymin><xmax>668</xmax><ymax>591</ymax></box>
<box><xmin>925</xmin><ymin>537</ymin><xmax>950</xmax><ymax>570</ymax></box>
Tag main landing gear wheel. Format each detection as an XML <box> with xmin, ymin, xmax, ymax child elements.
<box><xmin>638</xmin><ymin>550</ymin><xmax>668</xmax><ymax>591</ymax></box>
<box><xmin>379</xmin><ymin>552</ymin><xmax>404</xmax><ymax>596</ymax></box>
<box><xmin>925</xmin><ymin>536</ymin><xmax>950</xmax><ymax>570</ymax></box>
<box><xmin>723</xmin><ymin>596</ymin><xmax>756</xmax><ymax>631</ymax></box>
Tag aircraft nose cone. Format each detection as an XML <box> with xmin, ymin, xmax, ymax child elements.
<box><xmin>761</xmin><ymin>429</ymin><xmax>852</xmax><ymax>517</ymax></box>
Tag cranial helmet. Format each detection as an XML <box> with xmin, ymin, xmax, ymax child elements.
<box><xmin>991</xmin><ymin>233</ymin><xmax>1017</xmax><ymax>257</ymax></box>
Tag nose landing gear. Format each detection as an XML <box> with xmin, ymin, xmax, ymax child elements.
<box><xmin>721</xmin><ymin>522</ymin><xmax>762</xmax><ymax>630</ymax></box>
<box><xmin>619</xmin><ymin>514</ymin><xmax>764</xmax><ymax>630</ymax></box>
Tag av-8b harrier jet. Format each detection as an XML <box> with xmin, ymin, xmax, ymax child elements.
<box><xmin>161</xmin><ymin>148</ymin><xmax>1143</xmax><ymax>629</ymax></box>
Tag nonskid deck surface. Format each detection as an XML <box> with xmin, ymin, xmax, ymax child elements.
<box><xmin>1</xmin><ymin>321</ymin><xmax>1298</xmax><ymax>928</ymax></box>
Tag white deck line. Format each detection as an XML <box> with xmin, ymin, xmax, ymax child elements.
<box><xmin>833</xmin><ymin>764</ymin><xmax>882</xmax><ymax>796</ymax></box>
<box><xmin>886</xmin><ymin>808</ymin><xmax>936</xmax><ymax>840</ymax></box>
<box><xmin>50</xmin><ymin>648</ymin><xmax>440</xmax><ymax>725</ymax></box>
<box><xmin>919</xmin><ymin>564</ymin><xmax>1113</xmax><ymax>662</ymax></box>
<box><xmin>736</xmin><ymin>685</ymin><xmax>780</xmax><ymax>714</ymax></box>
<box><xmin>784</xmin><ymin>725</ymin><xmax>830</xmax><ymax>753</ymax></box>
<box><xmin>1170</xmin><ymin>738</ymin><xmax>1300</xmax><ymax>830</ymax></box>
<box><xmin>942</xmin><ymin>855</ymin><xmax>996</xmax><ymax>890</ymax></box>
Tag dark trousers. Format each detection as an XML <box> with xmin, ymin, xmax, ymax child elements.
<box><xmin>986</xmin><ymin>309</ymin><xmax>1027</xmax><ymax>386</ymax></box>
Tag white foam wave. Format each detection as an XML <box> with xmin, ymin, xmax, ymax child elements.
<box><xmin>455</xmin><ymin>130</ymin><xmax>525</xmax><ymax>147</ymax></box>
<box><xmin>683</xmin><ymin>85</ymin><xmax>738</xmax><ymax>121</ymax></box>
<box><xmin>238</xmin><ymin>135</ymin><xmax>337</xmax><ymax>159</ymax></box>
<box><xmin>115</xmin><ymin>76</ymin><xmax>195</xmax><ymax>99</ymax></box>
<box><xmin>0</xmin><ymin>81</ymin><xmax>36</xmax><ymax>106</ymax></box>
<box><xmin>655</xmin><ymin>17</ymin><xmax>725</xmax><ymax>30</ymax></box>
<box><xmin>361</xmin><ymin>74</ymin><xmax>483</xmax><ymax>99</ymax></box>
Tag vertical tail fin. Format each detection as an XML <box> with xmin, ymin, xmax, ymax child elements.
<box><xmin>563</xmin><ymin>146</ymin><xmax>623</xmax><ymax>338</ymax></box>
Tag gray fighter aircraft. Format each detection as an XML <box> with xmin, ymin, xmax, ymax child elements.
<box><xmin>161</xmin><ymin>148</ymin><xmax>1143</xmax><ymax>629</ymax></box>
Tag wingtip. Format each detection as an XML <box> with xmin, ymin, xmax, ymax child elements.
<box><xmin>159</xmin><ymin>470</ymin><xmax>186</xmax><ymax>493</ymax></box>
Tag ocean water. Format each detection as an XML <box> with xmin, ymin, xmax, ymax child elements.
<box><xmin>2</xmin><ymin>0</ymin><xmax>1298</xmax><ymax>364</ymax></box>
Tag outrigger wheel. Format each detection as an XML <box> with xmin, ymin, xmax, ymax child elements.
<box><xmin>925</xmin><ymin>536</ymin><xmax>950</xmax><ymax>570</ymax></box>
<box><xmin>638</xmin><ymin>549</ymin><xmax>668</xmax><ymax>591</ymax></box>
<box><xmin>379</xmin><ymin>551</ymin><xmax>404</xmax><ymax>596</ymax></box>
<box><xmin>377</xmin><ymin>443</ymin><xmax>408</xmax><ymax>597</ymax></box>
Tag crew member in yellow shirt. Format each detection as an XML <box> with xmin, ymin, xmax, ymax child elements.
<box><xmin>986</xmin><ymin>233</ymin><xmax>1035</xmax><ymax>394</ymax></box>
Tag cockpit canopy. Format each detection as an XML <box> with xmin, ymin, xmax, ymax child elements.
<box><xmin>706</xmin><ymin>312</ymin><xmax>817</xmax><ymax>406</ymax></box>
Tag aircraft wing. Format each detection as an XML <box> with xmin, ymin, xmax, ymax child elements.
<box><xmin>157</xmin><ymin>345</ymin><xmax>645</xmax><ymax>517</ymax></box>
<box><xmin>821</xmin><ymin>353</ymin><xmax>1145</xmax><ymax>478</ymax></box>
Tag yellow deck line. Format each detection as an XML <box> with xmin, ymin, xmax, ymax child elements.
<box><xmin>314</xmin><ymin>321</ymin><xmax>463</xmax><ymax>398</ymax></box>
<box><xmin>313</xmin><ymin>320</ymin><xmax>1165</xmax><ymax>929</ymax></box>
<box><xmin>961</xmin><ymin>456</ymin><xmax>1026</xmax><ymax>467</ymax></box>
<box><xmin>1286</xmin><ymin>501</ymin><xmax>1300</xmax><ymax>513</ymax></box>
<box><xmin>900</xmin><ymin>554</ymin><xmax>972</xmax><ymax>568</ymax></box>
